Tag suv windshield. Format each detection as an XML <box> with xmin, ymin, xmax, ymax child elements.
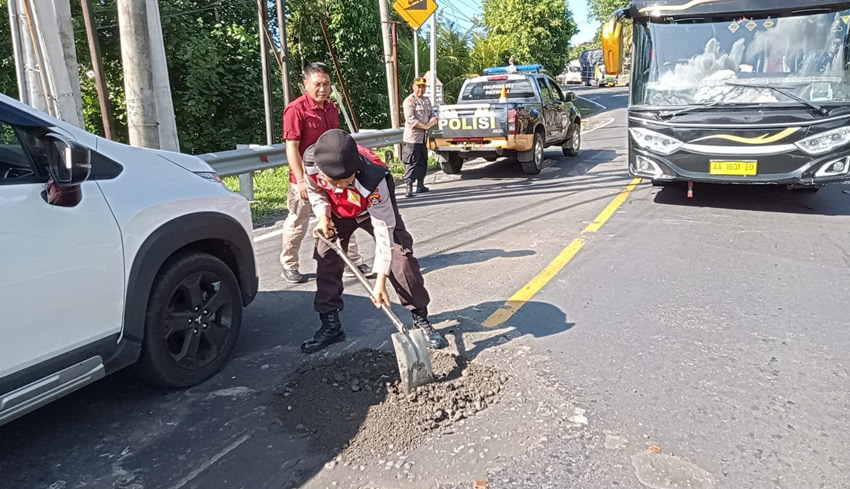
<box><xmin>632</xmin><ymin>9</ymin><xmax>850</xmax><ymax>107</ymax></box>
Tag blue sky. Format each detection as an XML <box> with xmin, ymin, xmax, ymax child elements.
<box><xmin>438</xmin><ymin>0</ymin><xmax>598</xmax><ymax>45</ymax></box>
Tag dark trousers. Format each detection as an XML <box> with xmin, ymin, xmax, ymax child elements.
<box><xmin>402</xmin><ymin>142</ymin><xmax>428</xmax><ymax>185</ymax></box>
<box><xmin>313</xmin><ymin>189</ymin><xmax>430</xmax><ymax>314</ymax></box>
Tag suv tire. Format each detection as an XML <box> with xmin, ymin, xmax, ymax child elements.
<box><xmin>562</xmin><ymin>123</ymin><xmax>581</xmax><ymax>157</ymax></box>
<box><xmin>521</xmin><ymin>132</ymin><xmax>545</xmax><ymax>175</ymax></box>
<box><xmin>438</xmin><ymin>153</ymin><xmax>463</xmax><ymax>174</ymax></box>
<box><xmin>135</xmin><ymin>251</ymin><xmax>243</xmax><ymax>387</ymax></box>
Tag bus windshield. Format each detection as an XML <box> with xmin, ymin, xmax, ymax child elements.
<box><xmin>632</xmin><ymin>10</ymin><xmax>850</xmax><ymax>107</ymax></box>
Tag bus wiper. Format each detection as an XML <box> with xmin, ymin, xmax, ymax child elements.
<box><xmin>724</xmin><ymin>81</ymin><xmax>830</xmax><ymax>116</ymax></box>
<box><xmin>659</xmin><ymin>101</ymin><xmax>721</xmax><ymax>120</ymax></box>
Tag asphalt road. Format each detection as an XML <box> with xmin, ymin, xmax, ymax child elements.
<box><xmin>2</xmin><ymin>85</ymin><xmax>849</xmax><ymax>489</ymax></box>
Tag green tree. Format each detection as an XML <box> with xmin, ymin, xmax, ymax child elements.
<box><xmin>588</xmin><ymin>0</ymin><xmax>630</xmax><ymax>22</ymax></box>
<box><xmin>0</xmin><ymin>0</ymin><xmax>19</xmax><ymax>99</ymax></box>
<box><xmin>481</xmin><ymin>0</ymin><xmax>577</xmax><ymax>73</ymax></box>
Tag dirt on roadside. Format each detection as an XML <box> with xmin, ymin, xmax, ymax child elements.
<box><xmin>271</xmin><ymin>349</ymin><xmax>509</xmax><ymax>465</ymax></box>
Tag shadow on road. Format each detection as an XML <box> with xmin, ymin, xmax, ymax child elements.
<box><xmin>419</xmin><ymin>248</ymin><xmax>535</xmax><ymax>274</ymax></box>
<box><xmin>431</xmin><ymin>300</ymin><xmax>575</xmax><ymax>361</ymax></box>
<box><xmin>652</xmin><ymin>182</ymin><xmax>850</xmax><ymax>216</ymax></box>
<box><xmin>0</xmin><ymin>289</ymin><xmax>574</xmax><ymax>489</ymax></box>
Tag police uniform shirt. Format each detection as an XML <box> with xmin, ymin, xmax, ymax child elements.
<box><xmin>403</xmin><ymin>94</ymin><xmax>433</xmax><ymax>144</ymax></box>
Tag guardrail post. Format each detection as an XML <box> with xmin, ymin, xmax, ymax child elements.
<box><xmin>235</xmin><ymin>144</ymin><xmax>255</xmax><ymax>200</ymax></box>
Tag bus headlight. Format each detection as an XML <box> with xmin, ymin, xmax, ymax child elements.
<box><xmin>795</xmin><ymin>127</ymin><xmax>850</xmax><ymax>155</ymax></box>
<box><xmin>629</xmin><ymin>128</ymin><xmax>683</xmax><ymax>155</ymax></box>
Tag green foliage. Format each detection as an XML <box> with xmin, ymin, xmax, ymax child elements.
<box><xmin>587</xmin><ymin>0</ymin><xmax>630</xmax><ymax>22</ymax></box>
<box><xmin>481</xmin><ymin>0</ymin><xmax>577</xmax><ymax>73</ymax></box>
<box><xmin>0</xmin><ymin>0</ymin><xmax>590</xmax><ymax>158</ymax></box>
<box><xmin>0</xmin><ymin>0</ymin><xmax>19</xmax><ymax>99</ymax></box>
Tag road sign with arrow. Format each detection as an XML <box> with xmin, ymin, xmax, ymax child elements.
<box><xmin>392</xmin><ymin>0</ymin><xmax>438</xmax><ymax>30</ymax></box>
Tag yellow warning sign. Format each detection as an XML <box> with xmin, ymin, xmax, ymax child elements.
<box><xmin>843</xmin><ymin>15</ymin><xmax>850</xmax><ymax>24</ymax></box>
<box><xmin>393</xmin><ymin>0</ymin><xmax>438</xmax><ymax>30</ymax></box>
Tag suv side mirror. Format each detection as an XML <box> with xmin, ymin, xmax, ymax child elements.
<box><xmin>565</xmin><ymin>92</ymin><xmax>576</xmax><ymax>102</ymax></box>
<box><xmin>45</xmin><ymin>132</ymin><xmax>91</xmax><ymax>188</ymax></box>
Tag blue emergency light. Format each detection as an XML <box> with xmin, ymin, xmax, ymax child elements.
<box><xmin>482</xmin><ymin>64</ymin><xmax>543</xmax><ymax>75</ymax></box>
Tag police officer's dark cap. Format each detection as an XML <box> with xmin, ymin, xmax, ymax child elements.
<box><xmin>308</xmin><ymin>129</ymin><xmax>361</xmax><ymax>179</ymax></box>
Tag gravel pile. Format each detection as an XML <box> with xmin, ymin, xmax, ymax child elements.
<box><xmin>272</xmin><ymin>349</ymin><xmax>508</xmax><ymax>464</ymax></box>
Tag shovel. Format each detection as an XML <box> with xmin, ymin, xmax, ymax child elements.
<box><xmin>316</xmin><ymin>234</ymin><xmax>435</xmax><ymax>394</ymax></box>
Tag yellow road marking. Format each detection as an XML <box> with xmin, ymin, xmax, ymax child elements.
<box><xmin>483</xmin><ymin>177</ymin><xmax>642</xmax><ymax>328</ymax></box>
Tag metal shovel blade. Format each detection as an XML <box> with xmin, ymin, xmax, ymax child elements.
<box><xmin>391</xmin><ymin>328</ymin><xmax>436</xmax><ymax>394</ymax></box>
<box><xmin>313</xmin><ymin>234</ymin><xmax>436</xmax><ymax>395</ymax></box>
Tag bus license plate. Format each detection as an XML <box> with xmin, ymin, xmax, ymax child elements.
<box><xmin>710</xmin><ymin>160</ymin><xmax>757</xmax><ymax>176</ymax></box>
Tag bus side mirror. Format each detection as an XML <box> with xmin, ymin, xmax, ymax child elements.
<box><xmin>602</xmin><ymin>15</ymin><xmax>624</xmax><ymax>76</ymax></box>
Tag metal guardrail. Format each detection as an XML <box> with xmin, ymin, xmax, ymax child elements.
<box><xmin>197</xmin><ymin>128</ymin><xmax>404</xmax><ymax>177</ymax></box>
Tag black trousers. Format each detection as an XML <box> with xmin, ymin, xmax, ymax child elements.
<box><xmin>402</xmin><ymin>142</ymin><xmax>428</xmax><ymax>185</ymax></box>
<box><xmin>313</xmin><ymin>185</ymin><xmax>430</xmax><ymax>314</ymax></box>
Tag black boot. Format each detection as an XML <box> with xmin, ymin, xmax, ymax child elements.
<box><xmin>412</xmin><ymin>308</ymin><xmax>448</xmax><ymax>349</ymax></box>
<box><xmin>405</xmin><ymin>182</ymin><xmax>416</xmax><ymax>198</ymax></box>
<box><xmin>301</xmin><ymin>311</ymin><xmax>345</xmax><ymax>354</ymax></box>
<box><xmin>416</xmin><ymin>179</ymin><xmax>430</xmax><ymax>193</ymax></box>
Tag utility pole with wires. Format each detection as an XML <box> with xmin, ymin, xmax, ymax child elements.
<box><xmin>413</xmin><ymin>28</ymin><xmax>419</xmax><ymax>78</ymax></box>
<box><xmin>275</xmin><ymin>0</ymin><xmax>293</xmax><ymax>105</ymax></box>
<box><xmin>24</xmin><ymin>0</ymin><xmax>85</xmax><ymax>127</ymax></box>
<box><xmin>117</xmin><ymin>0</ymin><xmax>159</xmax><ymax>148</ymax></box>
<box><xmin>257</xmin><ymin>0</ymin><xmax>274</xmax><ymax>145</ymax></box>
<box><xmin>378</xmin><ymin>0</ymin><xmax>400</xmax><ymax>130</ymax></box>
<box><xmin>147</xmin><ymin>0</ymin><xmax>179</xmax><ymax>151</ymax></box>
<box><xmin>430</xmin><ymin>11</ymin><xmax>437</xmax><ymax>106</ymax></box>
<box><xmin>81</xmin><ymin>0</ymin><xmax>116</xmax><ymax>140</ymax></box>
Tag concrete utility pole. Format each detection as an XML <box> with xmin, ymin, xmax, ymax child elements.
<box><xmin>430</xmin><ymin>12</ymin><xmax>437</xmax><ymax>106</ymax></box>
<box><xmin>15</xmin><ymin>0</ymin><xmax>48</xmax><ymax>112</ymax></box>
<box><xmin>117</xmin><ymin>0</ymin><xmax>160</xmax><ymax>148</ymax></box>
<box><xmin>378</xmin><ymin>0</ymin><xmax>400</xmax><ymax>129</ymax></box>
<box><xmin>414</xmin><ymin>28</ymin><xmax>419</xmax><ymax>78</ymax></box>
<box><xmin>53</xmin><ymin>0</ymin><xmax>84</xmax><ymax>125</ymax></box>
<box><xmin>7</xmin><ymin>0</ymin><xmax>28</xmax><ymax>104</ymax></box>
<box><xmin>258</xmin><ymin>0</ymin><xmax>274</xmax><ymax>145</ymax></box>
<box><xmin>146</xmin><ymin>0</ymin><xmax>179</xmax><ymax>151</ymax></box>
<box><xmin>275</xmin><ymin>0</ymin><xmax>292</xmax><ymax>105</ymax></box>
<box><xmin>81</xmin><ymin>0</ymin><xmax>116</xmax><ymax>140</ymax></box>
<box><xmin>29</xmin><ymin>0</ymin><xmax>84</xmax><ymax>127</ymax></box>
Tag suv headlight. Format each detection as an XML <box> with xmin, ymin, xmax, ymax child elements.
<box><xmin>795</xmin><ymin>127</ymin><xmax>850</xmax><ymax>155</ymax></box>
<box><xmin>629</xmin><ymin>128</ymin><xmax>683</xmax><ymax>155</ymax></box>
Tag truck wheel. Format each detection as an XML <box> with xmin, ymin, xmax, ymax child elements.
<box><xmin>562</xmin><ymin>123</ymin><xmax>581</xmax><ymax>157</ymax></box>
<box><xmin>521</xmin><ymin>133</ymin><xmax>545</xmax><ymax>175</ymax></box>
<box><xmin>438</xmin><ymin>153</ymin><xmax>463</xmax><ymax>174</ymax></box>
<box><xmin>135</xmin><ymin>251</ymin><xmax>243</xmax><ymax>387</ymax></box>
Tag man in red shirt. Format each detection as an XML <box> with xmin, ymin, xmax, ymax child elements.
<box><xmin>280</xmin><ymin>62</ymin><xmax>368</xmax><ymax>283</ymax></box>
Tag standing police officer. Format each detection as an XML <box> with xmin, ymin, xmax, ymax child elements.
<box><xmin>402</xmin><ymin>77</ymin><xmax>437</xmax><ymax>198</ymax></box>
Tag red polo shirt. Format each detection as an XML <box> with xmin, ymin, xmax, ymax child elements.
<box><xmin>283</xmin><ymin>94</ymin><xmax>340</xmax><ymax>183</ymax></box>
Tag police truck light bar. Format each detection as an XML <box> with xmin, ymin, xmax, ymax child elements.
<box><xmin>482</xmin><ymin>64</ymin><xmax>543</xmax><ymax>75</ymax></box>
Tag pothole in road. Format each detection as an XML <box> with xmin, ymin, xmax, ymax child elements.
<box><xmin>271</xmin><ymin>349</ymin><xmax>508</xmax><ymax>465</ymax></box>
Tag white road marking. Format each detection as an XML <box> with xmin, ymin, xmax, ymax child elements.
<box><xmin>582</xmin><ymin>117</ymin><xmax>616</xmax><ymax>134</ymax></box>
<box><xmin>578</xmin><ymin>96</ymin><xmax>607</xmax><ymax>110</ymax></box>
<box><xmin>253</xmin><ymin>228</ymin><xmax>284</xmax><ymax>243</ymax></box>
<box><xmin>169</xmin><ymin>433</ymin><xmax>252</xmax><ymax>489</ymax></box>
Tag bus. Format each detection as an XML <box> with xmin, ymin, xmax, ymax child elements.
<box><xmin>603</xmin><ymin>0</ymin><xmax>850</xmax><ymax>191</ymax></box>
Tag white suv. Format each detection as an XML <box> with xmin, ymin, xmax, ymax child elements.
<box><xmin>0</xmin><ymin>93</ymin><xmax>258</xmax><ymax>426</ymax></box>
